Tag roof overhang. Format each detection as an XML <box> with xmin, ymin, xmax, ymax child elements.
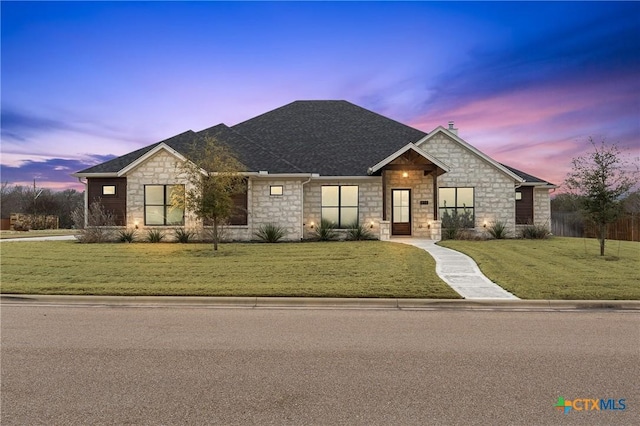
<box><xmin>367</xmin><ymin>143</ymin><xmax>450</xmax><ymax>176</ymax></box>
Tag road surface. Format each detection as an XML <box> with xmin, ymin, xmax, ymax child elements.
<box><xmin>2</xmin><ymin>303</ymin><xmax>638</xmax><ymax>424</ymax></box>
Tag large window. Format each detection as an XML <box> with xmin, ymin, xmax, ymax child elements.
<box><xmin>439</xmin><ymin>187</ymin><xmax>474</xmax><ymax>228</ymax></box>
<box><xmin>144</xmin><ymin>185</ymin><xmax>184</xmax><ymax>225</ymax></box>
<box><xmin>321</xmin><ymin>185</ymin><xmax>358</xmax><ymax>228</ymax></box>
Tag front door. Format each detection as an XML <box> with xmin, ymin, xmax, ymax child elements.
<box><xmin>392</xmin><ymin>189</ymin><xmax>411</xmax><ymax>235</ymax></box>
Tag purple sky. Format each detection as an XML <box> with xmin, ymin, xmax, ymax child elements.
<box><xmin>2</xmin><ymin>1</ymin><xmax>639</xmax><ymax>192</ymax></box>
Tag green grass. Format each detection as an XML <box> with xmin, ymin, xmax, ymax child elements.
<box><xmin>0</xmin><ymin>229</ymin><xmax>78</xmax><ymax>239</ymax></box>
<box><xmin>0</xmin><ymin>241</ymin><xmax>459</xmax><ymax>298</ymax></box>
<box><xmin>438</xmin><ymin>237</ymin><xmax>640</xmax><ymax>300</ymax></box>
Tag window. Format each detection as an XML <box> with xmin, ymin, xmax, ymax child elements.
<box><xmin>144</xmin><ymin>185</ymin><xmax>184</xmax><ymax>225</ymax></box>
<box><xmin>102</xmin><ymin>185</ymin><xmax>116</xmax><ymax>195</ymax></box>
<box><xmin>321</xmin><ymin>185</ymin><xmax>358</xmax><ymax>228</ymax></box>
<box><xmin>270</xmin><ymin>185</ymin><xmax>283</xmax><ymax>196</ymax></box>
<box><xmin>438</xmin><ymin>187</ymin><xmax>474</xmax><ymax>228</ymax></box>
<box><xmin>515</xmin><ymin>192</ymin><xmax>522</xmax><ymax>201</ymax></box>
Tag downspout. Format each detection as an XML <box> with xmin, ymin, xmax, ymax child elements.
<box><xmin>300</xmin><ymin>174</ymin><xmax>313</xmax><ymax>240</ymax></box>
<box><xmin>77</xmin><ymin>177</ymin><xmax>88</xmax><ymax>228</ymax></box>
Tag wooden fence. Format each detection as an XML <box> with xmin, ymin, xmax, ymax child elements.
<box><xmin>552</xmin><ymin>212</ymin><xmax>640</xmax><ymax>242</ymax></box>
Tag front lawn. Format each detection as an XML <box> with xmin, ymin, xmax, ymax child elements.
<box><xmin>438</xmin><ymin>237</ymin><xmax>640</xmax><ymax>300</ymax></box>
<box><xmin>0</xmin><ymin>241</ymin><xmax>460</xmax><ymax>298</ymax></box>
<box><xmin>0</xmin><ymin>229</ymin><xmax>78</xmax><ymax>239</ymax></box>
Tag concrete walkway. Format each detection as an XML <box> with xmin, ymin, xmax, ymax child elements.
<box><xmin>391</xmin><ymin>238</ymin><xmax>519</xmax><ymax>300</ymax></box>
<box><xmin>1</xmin><ymin>235</ymin><xmax>77</xmax><ymax>242</ymax></box>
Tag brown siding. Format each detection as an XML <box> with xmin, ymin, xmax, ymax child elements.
<box><xmin>87</xmin><ymin>178</ymin><xmax>127</xmax><ymax>226</ymax></box>
<box><xmin>516</xmin><ymin>186</ymin><xmax>533</xmax><ymax>225</ymax></box>
<box><xmin>229</xmin><ymin>180</ymin><xmax>248</xmax><ymax>226</ymax></box>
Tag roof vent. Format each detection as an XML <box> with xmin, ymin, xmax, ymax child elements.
<box><xmin>448</xmin><ymin>121</ymin><xmax>458</xmax><ymax>135</ymax></box>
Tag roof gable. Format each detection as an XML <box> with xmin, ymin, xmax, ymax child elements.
<box><xmin>367</xmin><ymin>143</ymin><xmax>450</xmax><ymax>175</ymax></box>
<box><xmin>415</xmin><ymin>127</ymin><xmax>525</xmax><ymax>183</ymax></box>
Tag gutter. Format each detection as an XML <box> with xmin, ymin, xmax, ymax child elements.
<box><xmin>300</xmin><ymin>174</ymin><xmax>314</xmax><ymax>240</ymax></box>
<box><xmin>77</xmin><ymin>177</ymin><xmax>88</xmax><ymax>228</ymax></box>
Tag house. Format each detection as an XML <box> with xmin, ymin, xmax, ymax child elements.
<box><xmin>73</xmin><ymin>100</ymin><xmax>555</xmax><ymax>241</ymax></box>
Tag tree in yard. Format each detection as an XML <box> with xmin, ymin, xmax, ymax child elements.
<box><xmin>173</xmin><ymin>136</ymin><xmax>245</xmax><ymax>251</ymax></box>
<box><xmin>565</xmin><ymin>137</ymin><xmax>638</xmax><ymax>256</ymax></box>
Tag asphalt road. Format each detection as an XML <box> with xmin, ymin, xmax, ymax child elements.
<box><xmin>1</xmin><ymin>304</ymin><xmax>638</xmax><ymax>425</ymax></box>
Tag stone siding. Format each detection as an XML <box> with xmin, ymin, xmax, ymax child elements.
<box><xmin>533</xmin><ymin>187</ymin><xmax>552</xmax><ymax>227</ymax></box>
<box><xmin>417</xmin><ymin>133</ymin><xmax>517</xmax><ymax>235</ymax></box>
<box><xmin>250</xmin><ymin>179</ymin><xmax>304</xmax><ymax>241</ymax></box>
<box><xmin>302</xmin><ymin>179</ymin><xmax>382</xmax><ymax>239</ymax></box>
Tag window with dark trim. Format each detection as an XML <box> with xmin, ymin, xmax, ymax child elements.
<box><xmin>144</xmin><ymin>185</ymin><xmax>184</xmax><ymax>225</ymax></box>
<box><xmin>270</xmin><ymin>185</ymin><xmax>283</xmax><ymax>196</ymax></box>
<box><xmin>102</xmin><ymin>185</ymin><xmax>116</xmax><ymax>196</ymax></box>
<box><xmin>321</xmin><ymin>185</ymin><xmax>358</xmax><ymax>228</ymax></box>
<box><xmin>438</xmin><ymin>187</ymin><xmax>474</xmax><ymax>228</ymax></box>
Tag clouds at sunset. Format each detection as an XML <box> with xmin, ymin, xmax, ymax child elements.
<box><xmin>1</xmin><ymin>1</ymin><xmax>638</xmax><ymax>192</ymax></box>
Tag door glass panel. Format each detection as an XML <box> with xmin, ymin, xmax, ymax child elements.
<box><xmin>392</xmin><ymin>190</ymin><xmax>410</xmax><ymax>223</ymax></box>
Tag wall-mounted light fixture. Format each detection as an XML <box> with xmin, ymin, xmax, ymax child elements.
<box><xmin>370</xmin><ymin>221</ymin><xmax>375</xmax><ymax>229</ymax></box>
<box><xmin>483</xmin><ymin>221</ymin><xmax>487</xmax><ymax>228</ymax></box>
<box><xmin>134</xmin><ymin>220</ymin><xmax>139</xmax><ymax>229</ymax></box>
<box><xmin>402</xmin><ymin>172</ymin><xmax>409</xmax><ymax>178</ymax></box>
<box><xmin>309</xmin><ymin>221</ymin><xmax>315</xmax><ymax>229</ymax></box>
<box><xmin>427</xmin><ymin>221</ymin><xmax>432</xmax><ymax>229</ymax></box>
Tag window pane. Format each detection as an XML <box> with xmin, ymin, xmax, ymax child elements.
<box><xmin>102</xmin><ymin>185</ymin><xmax>116</xmax><ymax>195</ymax></box>
<box><xmin>270</xmin><ymin>185</ymin><xmax>283</xmax><ymax>196</ymax></box>
<box><xmin>341</xmin><ymin>186</ymin><xmax>358</xmax><ymax>206</ymax></box>
<box><xmin>340</xmin><ymin>207</ymin><xmax>358</xmax><ymax>227</ymax></box>
<box><xmin>166</xmin><ymin>207</ymin><xmax>184</xmax><ymax>225</ymax></box>
<box><xmin>145</xmin><ymin>206</ymin><xmax>165</xmax><ymax>225</ymax></box>
<box><xmin>393</xmin><ymin>206</ymin><xmax>409</xmax><ymax>222</ymax></box>
<box><xmin>146</xmin><ymin>186</ymin><xmax>164</xmax><ymax>205</ymax></box>
<box><xmin>322</xmin><ymin>186</ymin><xmax>339</xmax><ymax>206</ymax></box>
<box><xmin>457</xmin><ymin>188</ymin><xmax>474</xmax><ymax>208</ymax></box>
<box><xmin>322</xmin><ymin>207</ymin><xmax>339</xmax><ymax>225</ymax></box>
<box><xmin>439</xmin><ymin>188</ymin><xmax>455</xmax><ymax>208</ymax></box>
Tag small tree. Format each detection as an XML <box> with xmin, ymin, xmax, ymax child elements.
<box><xmin>173</xmin><ymin>136</ymin><xmax>245</xmax><ymax>251</ymax></box>
<box><xmin>565</xmin><ymin>138</ymin><xmax>637</xmax><ymax>256</ymax></box>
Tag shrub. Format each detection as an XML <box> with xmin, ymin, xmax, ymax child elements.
<box><xmin>487</xmin><ymin>221</ymin><xmax>510</xmax><ymax>239</ymax></box>
<box><xmin>72</xmin><ymin>201</ymin><xmax>117</xmax><ymax>243</ymax></box>
<box><xmin>146</xmin><ymin>229</ymin><xmax>166</xmax><ymax>243</ymax></box>
<box><xmin>520</xmin><ymin>223</ymin><xmax>550</xmax><ymax>239</ymax></box>
<box><xmin>345</xmin><ymin>222</ymin><xmax>374</xmax><ymax>241</ymax></box>
<box><xmin>118</xmin><ymin>229</ymin><xmax>137</xmax><ymax>243</ymax></box>
<box><xmin>174</xmin><ymin>228</ymin><xmax>195</xmax><ymax>243</ymax></box>
<box><xmin>254</xmin><ymin>223</ymin><xmax>287</xmax><ymax>243</ymax></box>
<box><xmin>441</xmin><ymin>207</ymin><xmax>474</xmax><ymax>240</ymax></box>
<box><xmin>314</xmin><ymin>219</ymin><xmax>338</xmax><ymax>241</ymax></box>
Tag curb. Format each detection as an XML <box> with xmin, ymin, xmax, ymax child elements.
<box><xmin>2</xmin><ymin>294</ymin><xmax>639</xmax><ymax>310</ymax></box>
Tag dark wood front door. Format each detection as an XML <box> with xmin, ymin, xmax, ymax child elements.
<box><xmin>392</xmin><ymin>189</ymin><xmax>411</xmax><ymax>235</ymax></box>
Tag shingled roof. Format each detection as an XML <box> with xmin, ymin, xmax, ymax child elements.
<box><xmin>76</xmin><ymin>100</ymin><xmax>427</xmax><ymax>176</ymax></box>
<box><xmin>232</xmin><ymin>100</ymin><xmax>427</xmax><ymax>175</ymax></box>
<box><xmin>501</xmin><ymin>164</ymin><xmax>555</xmax><ymax>186</ymax></box>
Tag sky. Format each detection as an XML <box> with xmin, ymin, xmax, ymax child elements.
<box><xmin>1</xmin><ymin>1</ymin><xmax>639</xmax><ymax>192</ymax></box>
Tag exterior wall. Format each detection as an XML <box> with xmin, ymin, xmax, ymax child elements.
<box><xmin>87</xmin><ymin>177</ymin><xmax>127</xmax><ymax>226</ymax></box>
<box><xmin>302</xmin><ymin>178</ymin><xmax>382</xmax><ymax>239</ymax></box>
<box><xmin>249</xmin><ymin>179</ymin><xmax>304</xmax><ymax>241</ymax></box>
<box><xmin>417</xmin><ymin>132</ymin><xmax>517</xmax><ymax>235</ymax></box>
<box><xmin>533</xmin><ymin>187</ymin><xmax>552</xmax><ymax>227</ymax></box>
<box><xmin>384</xmin><ymin>170</ymin><xmax>435</xmax><ymax>238</ymax></box>
<box><xmin>126</xmin><ymin>150</ymin><xmax>199</xmax><ymax>238</ymax></box>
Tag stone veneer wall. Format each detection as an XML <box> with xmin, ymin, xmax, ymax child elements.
<box><xmin>249</xmin><ymin>179</ymin><xmax>304</xmax><ymax>241</ymax></box>
<box><xmin>302</xmin><ymin>179</ymin><xmax>382</xmax><ymax>240</ymax></box>
<box><xmin>533</xmin><ymin>187</ymin><xmax>552</xmax><ymax>227</ymax></box>
<box><xmin>417</xmin><ymin>133</ymin><xmax>517</xmax><ymax>235</ymax></box>
<box><xmin>126</xmin><ymin>150</ymin><xmax>197</xmax><ymax>235</ymax></box>
<box><xmin>384</xmin><ymin>170</ymin><xmax>435</xmax><ymax>238</ymax></box>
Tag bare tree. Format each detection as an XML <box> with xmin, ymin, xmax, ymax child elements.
<box><xmin>173</xmin><ymin>136</ymin><xmax>245</xmax><ymax>251</ymax></box>
<box><xmin>565</xmin><ymin>138</ymin><xmax>637</xmax><ymax>255</ymax></box>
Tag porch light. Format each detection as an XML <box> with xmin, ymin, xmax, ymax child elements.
<box><xmin>134</xmin><ymin>220</ymin><xmax>139</xmax><ymax>229</ymax></box>
<box><xmin>402</xmin><ymin>172</ymin><xmax>408</xmax><ymax>178</ymax></box>
<box><xmin>428</xmin><ymin>221</ymin><xmax>431</xmax><ymax>229</ymax></box>
<box><xmin>310</xmin><ymin>221</ymin><xmax>315</xmax><ymax>229</ymax></box>
<box><xmin>483</xmin><ymin>221</ymin><xmax>487</xmax><ymax>228</ymax></box>
<box><xmin>370</xmin><ymin>221</ymin><xmax>375</xmax><ymax>229</ymax></box>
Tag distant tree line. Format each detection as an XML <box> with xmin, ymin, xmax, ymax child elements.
<box><xmin>0</xmin><ymin>183</ymin><xmax>84</xmax><ymax>229</ymax></box>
